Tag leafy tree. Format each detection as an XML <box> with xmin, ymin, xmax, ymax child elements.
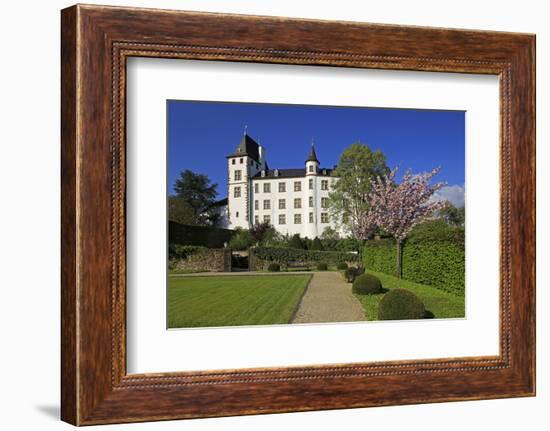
<box><xmin>310</xmin><ymin>237</ymin><xmax>324</xmax><ymax>251</ymax></box>
<box><xmin>250</xmin><ymin>221</ymin><xmax>276</xmax><ymax>244</ymax></box>
<box><xmin>168</xmin><ymin>196</ymin><xmax>199</xmax><ymax>225</ymax></box>
<box><xmin>367</xmin><ymin>166</ymin><xmax>445</xmax><ymax>278</ymax></box>
<box><xmin>328</xmin><ymin>143</ymin><xmax>389</xmax><ymax>261</ymax></box>
<box><xmin>173</xmin><ymin>169</ymin><xmax>218</xmax><ymax>224</ymax></box>
<box><xmin>438</xmin><ymin>201</ymin><xmax>465</xmax><ymax>227</ymax></box>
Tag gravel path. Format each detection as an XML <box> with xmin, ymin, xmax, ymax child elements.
<box><xmin>292</xmin><ymin>271</ymin><xmax>367</xmax><ymax>324</ymax></box>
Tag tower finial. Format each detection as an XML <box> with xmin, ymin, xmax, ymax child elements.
<box><xmin>243</xmin><ymin>124</ymin><xmax>248</xmax><ymax>135</ymax></box>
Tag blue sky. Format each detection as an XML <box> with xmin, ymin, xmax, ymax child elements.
<box><xmin>167</xmin><ymin>101</ymin><xmax>465</xmax><ymax>205</ymax></box>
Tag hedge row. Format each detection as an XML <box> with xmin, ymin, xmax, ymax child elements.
<box><xmin>168</xmin><ymin>221</ymin><xmax>236</xmax><ymax>248</ymax></box>
<box><xmin>251</xmin><ymin>246</ymin><xmax>358</xmax><ymax>268</ymax></box>
<box><xmin>363</xmin><ymin>222</ymin><xmax>465</xmax><ymax>296</ymax></box>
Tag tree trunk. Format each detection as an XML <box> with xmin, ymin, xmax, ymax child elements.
<box><xmin>395</xmin><ymin>239</ymin><xmax>403</xmax><ymax>278</ymax></box>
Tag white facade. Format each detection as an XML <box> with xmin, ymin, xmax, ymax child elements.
<box><xmin>226</xmin><ymin>134</ymin><xmax>344</xmax><ymax>238</ymax></box>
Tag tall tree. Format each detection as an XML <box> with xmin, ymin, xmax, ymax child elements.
<box><xmin>328</xmin><ymin>143</ymin><xmax>389</xmax><ymax>261</ymax></box>
<box><xmin>168</xmin><ymin>196</ymin><xmax>199</xmax><ymax>225</ymax></box>
<box><xmin>173</xmin><ymin>169</ymin><xmax>218</xmax><ymax>225</ymax></box>
<box><xmin>438</xmin><ymin>201</ymin><xmax>465</xmax><ymax>227</ymax></box>
<box><xmin>368</xmin><ymin>166</ymin><xmax>445</xmax><ymax>278</ymax></box>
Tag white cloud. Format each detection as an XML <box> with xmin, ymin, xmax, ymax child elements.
<box><xmin>431</xmin><ymin>184</ymin><xmax>465</xmax><ymax>207</ymax></box>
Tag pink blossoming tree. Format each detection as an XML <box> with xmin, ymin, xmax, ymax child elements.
<box><xmin>367</xmin><ymin>166</ymin><xmax>446</xmax><ymax>278</ymax></box>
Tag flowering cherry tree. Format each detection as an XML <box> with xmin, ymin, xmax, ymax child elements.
<box><xmin>367</xmin><ymin>166</ymin><xmax>446</xmax><ymax>278</ymax></box>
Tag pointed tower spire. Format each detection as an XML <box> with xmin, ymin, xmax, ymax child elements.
<box><xmin>306</xmin><ymin>139</ymin><xmax>319</xmax><ymax>163</ymax></box>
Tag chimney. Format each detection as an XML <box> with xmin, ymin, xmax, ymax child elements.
<box><xmin>258</xmin><ymin>145</ymin><xmax>266</xmax><ymax>165</ymax></box>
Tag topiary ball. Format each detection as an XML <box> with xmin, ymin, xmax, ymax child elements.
<box><xmin>337</xmin><ymin>262</ymin><xmax>348</xmax><ymax>270</ymax></box>
<box><xmin>352</xmin><ymin>274</ymin><xmax>382</xmax><ymax>295</ymax></box>
<box><xmin>267</xmin><ymin>262</ymin><xmax>280</xmax><ymax>272</ymax></box>
<box><xmin>378</xmin><ymin>288</ymin><xmax>426</xmax><ymax>320</ymax></box>
<box><xmin>316</xmin><ymin>262</ymin><xmax>328</xmax><ymax>271</ymax></box>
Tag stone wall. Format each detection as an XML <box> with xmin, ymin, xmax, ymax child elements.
<box><xmin>173</xmin><ymin>248</ymin><xmax>232</xmax><ymax>272</ymax></box>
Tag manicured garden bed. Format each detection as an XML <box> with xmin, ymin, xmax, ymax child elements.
<box><xmin>353</xmin><ymin>269</ymin><xmax>465</xmax><ymax>321</ymax></box>
<box><xmin>168</xmin><ymin>274</ymin><xmax>311</xmax><ymax>328</ymax></box>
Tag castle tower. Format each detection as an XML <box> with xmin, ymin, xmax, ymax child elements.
<box><xmin>305</xmin><ymin>142</ymin><xmax>320</xmax><ymax>175</ymax></box>
<box><xmin>226</xmin><ymin>131</ymin><xmax>264</xmax><ymax>229</ymax></box>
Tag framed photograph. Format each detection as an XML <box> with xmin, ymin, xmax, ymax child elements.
<box><xmin>61</xmin><ymin>4</ymin><xmax>535</xmax><ymax>425</ymax></box>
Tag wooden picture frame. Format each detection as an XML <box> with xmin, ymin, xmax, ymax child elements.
<box><xmin>61</xmin><ymin>4</ymin><xmax>535</xmax><ymax>425</ymax></box>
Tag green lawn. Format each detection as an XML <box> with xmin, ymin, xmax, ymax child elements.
<box><xmin>168</xmin><ymin>274</ymin><xmax>311</xmax><ymax>328</ymax></box>
<box><xmin>354</xmin><ymin>270</ymin><xmax>465</xmax><ymax>321</ymax></box>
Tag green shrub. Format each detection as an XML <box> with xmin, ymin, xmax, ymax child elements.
<box><xmin>310</xmin><ymin>237</ymin><xmax>324</xmax><ymax>251</ymax></box>
<box><xmin>288</xmin><ymin>234</ymin><xmax>305</xmax><ymax>249</ymax></box>
<box><xmin>337</xmin><ymin>262</ymin><xmax>348</xmax><ymax>270</ymax></box>
<box><xmin>267</xmin><ymin>262</ymin><xmax>280</xmax><ymax>272</ymax></box>
<box><xmin>352</xmin><ymin>274</ymin><xmax>382</xmax><ymax>295</ymax></box>
<box><xmin>378</xmin><ymin>288</ymin><xmax>426</xmax><ymax>320</ymax></box>
<box><xmin>229</xmin><ymin>229</ymin><xmax>254</xmax><ymax>251</ymax></box>
<box><xmin>316</xmin><ymin>262</ymin><xmax>328</xmax><ymax>271</ymax></box>
<box><xmin>344</xmin><ymin>267</ymin><xmax>357</xmax><ymax>283</ymax></box>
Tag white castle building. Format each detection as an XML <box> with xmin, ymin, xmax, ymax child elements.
<box><xmin>225</xmin><ymin>133</ymin><xmax>344</xmax><ymax>238</ymax></box>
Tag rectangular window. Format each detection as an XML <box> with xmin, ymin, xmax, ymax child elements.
<box><xmin>309</xmin><ymin>196</ymin><xmax>314</xmax><ymax>207</ymax></box>
<box><xmin>232</xmin><ymin>159</ymin><xmax>235</xmax><ymax>165</ymax></box>
<box><xmin>321</xmin><ymin>197</ymin><xmax>329</xmax><ymax>208</ymax></box>
<box><xmin>321</xmin><ymin>180</ymin><xmax>329</xmax><ymax>190</ymax></box>
<box><xmin>309</xmin><ymin>212</ymin><xmax>314</xmax><ymax>223</ymax></box>
<box><xmin>263</xmin><ymin>200</ymin><xmax>271</xmax><ymax>210</ymax></box>
<box><xmin>278</xmin><ymin>199</ymin><xmax>286</xmax><ymax>209</ymax></box>
<box><xmin>254</xmin><ymin>183</ymin><xmax>259</xmax><ymax>193</ymax></box>
<box><xmin>294</xmin><ymin>214</ymin><xmax>302</xmax><ymax>224</ymax></box>
<box><xmin>308</xmin><ymin>165</ymin><xmax>314</xmax><ymax>173</ymax></box>
<box><xmin>263</xmin><ymin>182</ymin><xmax>271</xmax><ymax>193</ymax></box>
<box><xmin>294</xmin><ymin>181</ymin><xmax>301</xmax><ymax>192</ymax></box>
<box><xmin>309</xmin><ymin>178</ymin><xmax>313</xmax><ymax>189</ymax></box>
<box><xmin>321</xmin><ymin>213</ymin><xmax>329</xmax><ymax>223</ymax></box>
<box><xmin>294</xmin><ymin>198</ymin><xmax>302</xmax><ymax>209</ymax></box>
<box><xmin>239</xmin><ymin>158</ymin><xmax>243</xmax><ymax>164</ymax></box>
<box><xmin>264</xmin><ymin>215</ymin><xmax>271</xmax><ymax>224</ymax></box>
<box><xmin>255</xmin><ymin>215</ymin><xmax>259</xmax><ymax>224</ymax></box>
<box><xmin>234</xmin><ymin>170</ymin><xmax>242</xmax><ymax>181</ymax></box>
<box><xmin>254</xmin><ymin>200</ymin><xmax>259</xmax><ymax>210</ymax></box>
<box><xmin>234</xmin><ymin>186</ymin><xmax>241</xmax><ymax>198</ymax></box>
<box><xmin>278</xmin><ymin>214</ymin><xmax>286</xmax><ymax>225</ymax></box>
<box><xmin>278</xmin><ymin>182</ymin><xmax>286</xmax><ymax>192</ymax></box>
<box><xmin>236</xmin><ymin>211</ymin><xmax>239</xmax><ymax>218</ymax></box>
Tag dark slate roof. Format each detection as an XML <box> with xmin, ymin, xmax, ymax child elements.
<box><xmin>306</xmin><ymin>144</ymin><xmax>319</xmax><ymax>163</ymax></box>
<box><xmin>252</xmin><ymin>167</ymin><xmax>334</xmax><ymax>179</ymax></box>
<box><xmin>226</xmin><ymin>134</ymin><xmax>260</xmax><ymax>162</ymax></box>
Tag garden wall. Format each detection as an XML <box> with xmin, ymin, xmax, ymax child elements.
<box><xmin>249</xmin><ymin>246</ymin><xmax>358</xmax><ymax>271</ymax></box>
<box><xmin>172</xmin><ymin>248</ymin><xmax>232</xmax><ymax>272</ymax></box>
<box><xmin>363</xmin><ymin>222</ymin><xmax>465</xmax><ymax>295</ymax></box>
<box><xmin>168</xmin><ymin>221</ymin><xmax>236</xmax><ymax>248</ymax></box>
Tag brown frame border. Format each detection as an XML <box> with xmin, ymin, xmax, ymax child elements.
<box><xmin>61</xmin><ymin>4</ymin><xmax>535</xmax><ymax>425</ymax></box>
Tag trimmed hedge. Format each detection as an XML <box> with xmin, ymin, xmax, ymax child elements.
<box><xmin>363</xmin><ymin>221</ymin><xmax>464</xmax><ymax>295</ymax></box>
<box><xmin>378</xmin><ymin>288</ymin><xmax>426</xmax><ymax>320</ymax></box>
<box><xmin>316</xmin><ymin>262</ymin><xmax>328</xmax><ymax>271</ymax></box>
<box><xmin>250</xmin><ymin>246</ymin><xmax>358</xmax><ymax>270</ymax></box>
<box><xmin>169</xmin><ymin>220</ymin><xmax>236</xmax><ymax>248</ymax></box>
<box><xmin>337</xmin><ymin>262</ymin><xmax>348</xmax><ymax>270</ymax></box>
<box><xmin>352</xmin><ymin>274</ymin><xmax>383</xmax><ymax>295</ymax></box>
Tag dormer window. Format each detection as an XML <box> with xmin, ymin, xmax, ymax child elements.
<box><xmin>274</xmin><ymin>169</ymin><xmax>279</xmax><ymax>177</ymax></box>
<box><xmin>323</xmin><ymin>169</ymin><xmax>327</xmax><ymax>175</ymax></box>
<box><xmin>261</xmin><ymin>170</ymin><xmax>266</xmax><ymax>177</ymax></box>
